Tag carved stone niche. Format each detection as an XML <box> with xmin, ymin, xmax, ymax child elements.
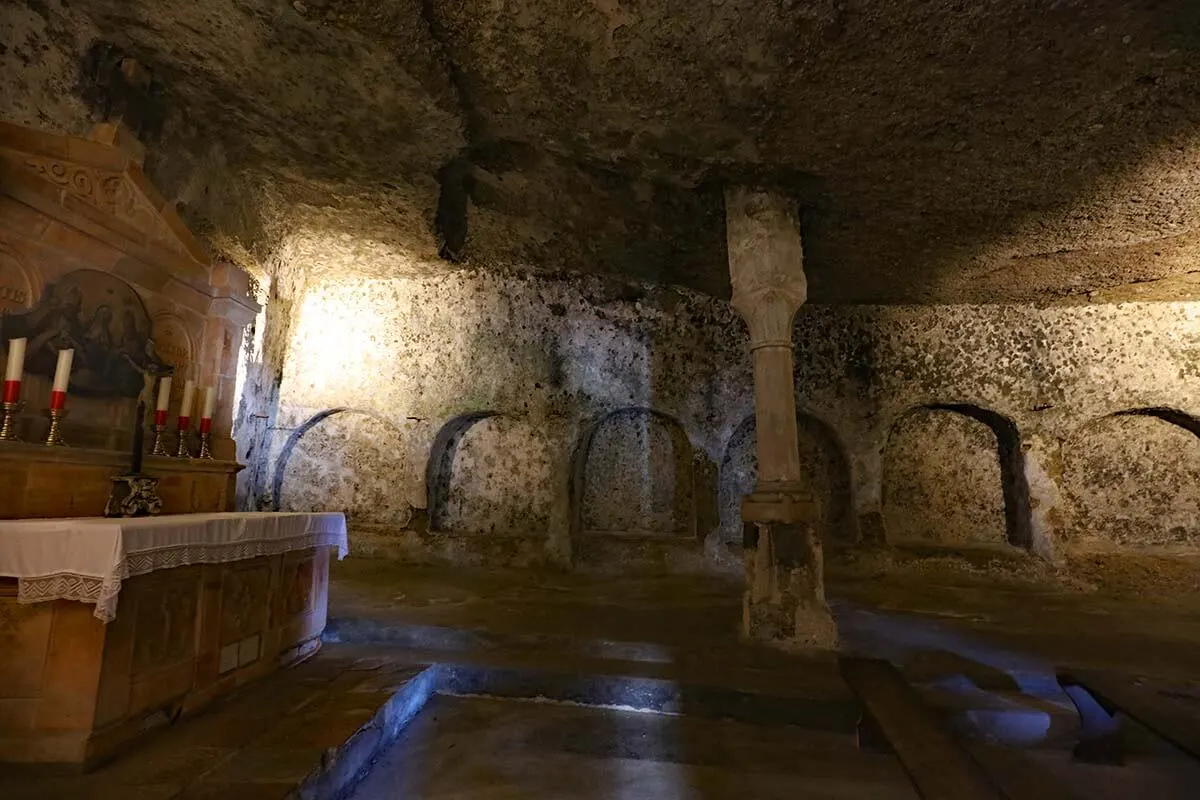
<box><xmin>0</xmin><ymin>119</ymin><xmax>260</xmax><ymax>517</ymax></box>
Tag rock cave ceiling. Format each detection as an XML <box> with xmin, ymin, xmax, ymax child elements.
<box><xmin>10</xmin><ymin>0</ymin><xmax>1200</xmax><ymax>303</ymax></box>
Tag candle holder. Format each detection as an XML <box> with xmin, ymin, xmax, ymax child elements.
<box><xmin>150</xmin><ymin>423</ymin><xmax>170</xmax><ymax>456</ymax></box>
<box><xmin>197</xmin><ymin>431</ymin><xmax>214</xmax><ymax>460</ymax></box>
<box><xmin>175</xmin><ymin>426</ymin><xmax>193</xmax><ymax>458</ymax></box>
<box><xmin>0</xmin><ymin>401</ymin><xmax>24</xmax><ymax>441</ymax></box>
<box><xmin>43</xmin><ymin>408</ymin><xmax>68</xmax><ymax>446</ymax></box>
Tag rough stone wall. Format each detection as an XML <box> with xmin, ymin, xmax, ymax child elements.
<box><xmin>580</xmin><ymin>410</ymin><xmax>692</xmax><ymax>536</ymax></box>
<box><xmin>1062</xmin><ymin>414</ymin><xmax>1200</xmax><ymax>550</ymax></box>
<box><xmin>882</xmin><ymin>409</ymin><xmax>1007</xmax><ymax>546</ymax></box>
<box><xmin>0</xmin><ymin>1</ymin><xmax>95</xmax><ymax>135</ymax></box>
<box><xmin>237</xmin><ymin>260</ymin><xmax>1200</xmax><ymax>568</ymax></box>
<box><xmin>276</xmin><ymin>410</ymin><xmax>416</xmax><ymax>527</ymax></box>
<box><xmin>441</xmin><ymin>416</ymin><xmax>558</xmax><ymax>536</ymax></box>
<box><xmin>248</xmin><ymin>265</ymin><xmax>762</xmax><ymax>568</ymax></box>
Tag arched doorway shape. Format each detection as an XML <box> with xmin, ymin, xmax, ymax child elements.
<box><xmin>426</xmin><ymin>412</ymin><xmax>558</xmax><ymax>535</ymax></box>
<box><xmin>718</xmin><ymin>412</ymin><xmax>856</xmax><ymax>545</ymax></box>
<box><xmin>882</xmin><ymin>404</ymin><xmax>1031</xmax><ymax>548</ymax></box>
<box><xmin>272</xmin><ymin>407</ymin><xmax>413</xmax><ymax>526</ymax></box>
<box><xmin>570</xmin><ymin>408</ymin><xmax>696</xmax><ymax>538</ymax></box>
<box><xmin>427</xmin><ymin>412</ymin><xmax>496</xmax><ymax>532</ymax></box>
<box><xmin>1062</xmin><ymin>408</ymin><xmax>1200</xmax><ymax>548</ymax></box>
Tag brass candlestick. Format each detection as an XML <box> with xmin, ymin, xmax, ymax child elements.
<box><xmin>175</xmin><ymin>425</ymin><xmax>192</xmax><ymax>458</ymax></box>
<box><xmin>0</xmin><ymin>401</ymin><xmax>24</xmax><ymax>441</ymax></box>
<box><xmin>150</xmin><ymin>423</ymin><xmax>170</xmax><ymax>456</ymax></box>
<box><xmin>43</xmin><ymin>408</ymin><xmax>68</xmax><ymax>446</ymax></box>
<box><xmin>197</xmin><ymin>430</ymin><xmax>214</xmax><ymax>459</ymax></box>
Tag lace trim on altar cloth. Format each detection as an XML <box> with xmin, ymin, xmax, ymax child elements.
<box><xmin>16</xmin><ymin>529</ymin><xmax>347</xmax><ymax>623</ymax></box>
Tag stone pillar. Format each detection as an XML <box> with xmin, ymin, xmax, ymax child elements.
<box><xmin>725</xmin><ymin>187</ymin><xmax>837</xmax><ymax>650</ymax></box>
<box><xmin>1021</xmin><ymin>432</ymin><xmax>1065</xmax><ymax>562</ymax></box>
<box><xmin>198</xmin><ymin>263</ymin><xmax>261</xmax><ymax>461</ymax></box>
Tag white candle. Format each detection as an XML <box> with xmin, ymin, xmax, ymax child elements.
<box><xmin>179</xmin><ymin>380</ymin><xmax>196</xmax><ymax>419</ymax></box>
<box><xmin>4</xmin><ymin>338</ymin><xmax>25</xmax><ymax>382</ymax></box>
<box><xmin>201</xmin><ymin>387</ymin><xmax>216</xmax><ymax>418</ymax></box>
<box><xmin>155</xmin><ymin>376</ymin><xmax>172</xmax><ymax>412</ymax></box>
<box><xmin>51</xmin><ymin>349</ymin><xmax>74</xmax><ymax>392</ymax></box>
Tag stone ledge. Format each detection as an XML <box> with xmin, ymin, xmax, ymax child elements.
<box><xmin>0</xmin><ymin>441</ymin><xmax>242</xmax><ymax>474</ymax></box>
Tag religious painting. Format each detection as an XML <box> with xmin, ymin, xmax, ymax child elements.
<box><xmin>0</xmin><ymin>269</ymin><xmax>172</xmax><ymax>397</ymax></box>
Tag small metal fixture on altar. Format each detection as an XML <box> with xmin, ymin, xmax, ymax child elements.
<box><xmin>104</xmin><ymin>399</ymin><xmax>163</xmax><ymax>517</ymax></box>
<box><xmin>43</xmin><ymin>348</ymin><xmax>74</xmax><ymax>446</ymax></box>
<box><xmin>104</xmin><ymin>474</ymin><xmax>164</xmax><ymax>517</ymax></box>
<box><xmin>176</xmin><ymin>379</ymin><xmax>196</xmax><ymax>457</ymax></box>
<box><xmin>1</xmin><ymin>337</ymin><xmax>27</xmax><ymax>442</ymax></box>
<box><xmin>150</xmin><ymin>376</ymin><xmax>172</xmax><ymax>456</ymax></box>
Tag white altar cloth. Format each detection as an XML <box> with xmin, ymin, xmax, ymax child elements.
<box><xmin>0</xmin><ymin>512</ymin><xmax>348</xmax><ymax>622</ymax></box>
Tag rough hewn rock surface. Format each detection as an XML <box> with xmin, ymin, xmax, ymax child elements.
<box><xmin>882</xmin><ymin>408</ymin><xmax>1007</xmax><ymax>546</ymax></box>
<box><xmin>243</xmin><ymin>265</ymin><xmax>1200</xmax><ymax>569</ymax></box>
<box><xmin>5</xmin><ymin>0</ymin><xmax>1200</xmax><ymax>301</ymax></box>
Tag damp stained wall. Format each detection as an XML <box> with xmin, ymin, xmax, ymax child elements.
<box><xmin>238</xmin><ymin>266</ymin><xmax>1200</xmax><ymax>567</ymax></box>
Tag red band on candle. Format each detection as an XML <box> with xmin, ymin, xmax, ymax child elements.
<box><xmin>177</xmin><ymin>416</ymin><xmax>191</xmax><ymax>431</ymax></box>
<box><xmin>49</xmin><ymin>390</ymin><xmax>66</xmax><ymax>410</ymax></box>
<box><xmin>2</xmin><ymin>380</ymin><xmax>20</xmax><ymax>404</ymax></box>
<box><xmin>199</xmin><ymin>417</ymin><xmax>213</xmax><ymax>434</ymax></box>
<box><xmin>154</xmin><ymin>409</ymin><xmax>168</xmax><ymax>426</ymax></box>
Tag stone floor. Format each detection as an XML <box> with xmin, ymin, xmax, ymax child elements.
<box><xmin>6</xmin><ymin>547</ymin><xmax>1200</xmax><ymax>798</ymax></box>
<box><xmin>327</xmin><ymin>554</ymin><xmax>1200</xmax><ymax>799</ymax></box>
<box><xmin>0</xmin><ymin>647</ymin><xmax>433</xmax><ymax>800</ymax></box>
<box><xmin>350</xmin><ymin>694</ymin><xmax>919</xmax><ymax>800</ymax></box>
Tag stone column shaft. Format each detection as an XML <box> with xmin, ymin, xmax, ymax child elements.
<box><xmin>752</xmin><ymin>344</ymin><xmax>802</xmax><ymax>485</ymax></box>
<box><xmin>726</xmin><ymin>186</ymin><xmax>836</xmax><ymax>650</ymax></box>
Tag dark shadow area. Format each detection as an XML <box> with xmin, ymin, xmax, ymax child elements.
<box><xmin>928</xmin><ymin>404</ymin><xmax>1032</xmax><ymax>550</ymax></box>
<box><xmin>1114</xmin><ymin>407</ymin><xmax>1200</xmax><ymax>440</ymax></box>
<box><xmin>426</xmin><ymin>411</ymin><xmax>498</xmax><ymax>532</ymax></box>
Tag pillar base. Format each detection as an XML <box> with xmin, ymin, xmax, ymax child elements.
<box><xmin>741</xmin><ymin>496</ymin><xmax>838</xmax><ymax>651</ymax></box>
<box><xmin>739</xmin><ymin>515</ymin><xmax>835</xmax><ymax>652</ymax></box>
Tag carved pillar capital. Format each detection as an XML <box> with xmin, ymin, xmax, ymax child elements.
<box><xmin>725</xmin><ymin>187</ymin><xmax>806</xmax><ymax>346</ymax></box>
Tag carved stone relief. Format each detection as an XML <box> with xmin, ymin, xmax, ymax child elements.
<box><xmin>0</xmin><ymin>269</ymin><xmax>170</xmax><ymax>397</ymax></box>
<box><xmin>151</xmin><ymin>313</ymin><xmax>195</xmax><ymax>408</ymax></box>
<box><xmin>281</xmin><ymin>556</ymin><xmax>315</xmax><ymax>618</ymax></box>
<box><xmin>131</xmin><ymin>578</ymin><xmax>198</xmax><ymax>675</ymax></box>
<box><xmin>16</xmin><ymin>155</ymin><xmax>184</xmax><ymax>256</ymax></box>
<box><xmin>219</xmin><ymin>564</ymin><xmax>271</xmax><ymax>646</ymax></box>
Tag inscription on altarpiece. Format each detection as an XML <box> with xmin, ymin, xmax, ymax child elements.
<box><xmin>0</xmin><ymin>246</ymin><xmax>35</xmax><ymax>314</ymax></box>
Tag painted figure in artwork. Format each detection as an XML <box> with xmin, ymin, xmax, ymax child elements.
<box><xmin>0</xmin><ymin>269</ymin><xmax>172</xmax><ymax>397</ymax></box>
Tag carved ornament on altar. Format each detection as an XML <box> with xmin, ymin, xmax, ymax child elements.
<box><xmin>18</xmin><ymin>156</ymin><xmax>185</xmax><ymax>258</ymax></box>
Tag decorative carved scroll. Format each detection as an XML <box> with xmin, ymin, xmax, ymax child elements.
<box><xmin>19</xmin><ymin>156</ymin><xmax>184</xmax><ymax>256</ymax></box>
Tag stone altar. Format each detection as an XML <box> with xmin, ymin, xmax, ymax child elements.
<box><xmin>0</xmin><ymin>512</ymin><xmax>347</xmax><ymax>766</ymax></box>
